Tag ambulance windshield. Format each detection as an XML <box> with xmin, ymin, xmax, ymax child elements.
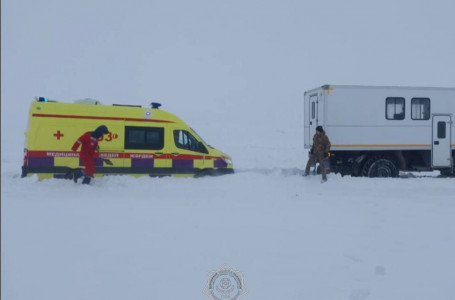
<box><xmin>191</xmin><ymin>128</ymin><xmax>214</xmax><ymax>149</ymax></box>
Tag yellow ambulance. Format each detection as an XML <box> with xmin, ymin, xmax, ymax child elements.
<box><xmin>21</xmin><ymin>97</ymin><xmax>234</xmax><ymax>179</ymax></box>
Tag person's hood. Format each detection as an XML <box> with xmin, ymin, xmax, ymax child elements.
<box><xmin>91</xmin><ymin>125</ymin><xmax>109</xmax><ymax>139</ymax></box>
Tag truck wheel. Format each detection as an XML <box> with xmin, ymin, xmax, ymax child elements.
<box><xmin>362</xmin><ymin>156</ymin><xmax>398</xmax><ymax>178</ymax></box>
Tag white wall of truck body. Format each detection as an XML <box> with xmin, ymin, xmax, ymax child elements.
<box><xmin>304</xmin><ymin>85</ymin><xmax>455</xmax><ymax>176</ymax></box>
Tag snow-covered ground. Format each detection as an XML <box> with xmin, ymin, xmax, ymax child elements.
<box><xmin>2</xmin><ymin>146</ymin><xmax>455</xmax><ymax>300</ymax></box>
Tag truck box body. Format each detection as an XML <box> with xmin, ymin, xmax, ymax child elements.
<box><xmin>304</xmin><ymin>85</ymin><xmax>455</xmax><ymax>176</ymax></box>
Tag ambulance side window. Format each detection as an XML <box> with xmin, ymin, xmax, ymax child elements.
<box><xmin>173</xmin><ymin>130</ymin><xmax>208</xmax><ymax>154</ymax></box>
<box><xmin>125</xmin><ymin>126</ymin><xmax>164</xmax><ymax>150</ymax></box>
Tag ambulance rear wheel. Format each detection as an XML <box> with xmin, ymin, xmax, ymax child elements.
<box><xmin>362</xmin><ymin>156</ymin><xmax>398</xmax><ymax>178</ymax></box>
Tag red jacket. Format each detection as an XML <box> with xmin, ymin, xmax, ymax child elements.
<box><xmin>72</xmin><ymin>132</ymin><xmax>99</xmax><ymax>158</ymax></box>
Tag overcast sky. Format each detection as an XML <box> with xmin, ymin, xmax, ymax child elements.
<box><xmin>2</xmin><ymin>0</ymin><xmax>455</xmax><ymax>155</ymax></box>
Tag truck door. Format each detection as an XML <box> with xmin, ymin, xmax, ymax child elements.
<box><xmin>432</xmin><ymin>115</ymin><xmax>452</xmax><ymax>168</ymax></box>
<box><xmin>309</xmin><ymin>94</ymin><xmax>318</xmax><ymax>136</ymax></box>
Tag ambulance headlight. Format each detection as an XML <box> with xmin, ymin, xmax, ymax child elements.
<box><xmin>222</xmin><ymin>157</ymin><xmax>232</xmax><ymax>165</ymax></box>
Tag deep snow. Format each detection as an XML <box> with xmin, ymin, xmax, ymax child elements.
<box><xmin>2</xmin><ymin>155</ymin><xmax>455</xmax><ymax>300</ymax></box>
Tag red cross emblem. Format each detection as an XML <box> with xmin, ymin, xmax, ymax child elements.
<box><xmin>53</xmin><ymin>130</ymin><xmax>64</xmax><ymax>140</ymax></box>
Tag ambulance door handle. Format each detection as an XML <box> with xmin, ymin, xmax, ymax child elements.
<box><xmin>434</xmin><ymin>141</ymin><xmax>439</xmax><ymax>145</ymax></box>
<box><xmin>155</xmin><ymin>152</ymin><xmax>164</xmax><ymax>155</ymax></box>
<box><xmin>171</xmin><ymin>152</ymin><xmax>180</xmax><ymax>156</ymax></box>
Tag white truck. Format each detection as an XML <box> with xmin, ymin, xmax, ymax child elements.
<box><xmin>304</xmin><ymin>85</ymin><xmax>455</xmax><ymax>177</ymax></box>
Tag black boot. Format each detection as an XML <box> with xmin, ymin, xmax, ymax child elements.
<box><xmin>73</xmin><ymin>170</ymin><xmax>83</xmax><ymax>183</ymax></box>
<box><xmin>82</xmin><ymin>176</ymin><xmax>92</xmax><ymax>185</ymax></box>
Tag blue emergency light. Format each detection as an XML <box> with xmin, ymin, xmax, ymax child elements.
<box><xmin>151</xmin><ymin>102</ymin><xmax>161</xmax><ymax>109</ymax></box>
<box><xmin>38</xmin><ymin>97</ymin><xmax>48</xmax><ymax>102</ymax></box>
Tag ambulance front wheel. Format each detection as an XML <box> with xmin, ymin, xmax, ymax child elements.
<box><xmin>195</xmin><ymin>168</ymin><xmax>216</xmax><ymax>177</ymax></box>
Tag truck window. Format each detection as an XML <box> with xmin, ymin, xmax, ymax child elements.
<box><xmin>310</xmin><ymin>95</ymin><xmax>317</xmax><ymax>119</ymax></box>
<box><xmin>411</xmin><ymin>98</ymin><xmax>430</xmax><ymax>120</ymax></box>
<box><xmin>125</xmin><ymin>126</ymin><xmax>164</xmax><ymax>150</ymax></box>
<box><xmin>173</xmin><ymin>130</ymin><xmax>208</xmax><ymax>154</ymax></box>
<box><xmin>386</xmin><ymin>97</ymin><xmax>405</xmax><ymax>120</ymax></box>
<box><xmin>437</xmin><ymin>121</ymin><xmax>446</xmax><ymax>139</ymax></box>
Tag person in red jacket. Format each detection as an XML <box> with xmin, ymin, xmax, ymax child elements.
<box><xmin>71</xmin><ymin>125</ymin><xmax>109</xmax><ymax>184</ymax></box>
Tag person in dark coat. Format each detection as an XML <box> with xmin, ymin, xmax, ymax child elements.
<box><xmin>71</xmin><ymin>125</ymin><xmax>109</xmax><ymax>184</ymax></box>
<box><xmin>304</xmin><ymin>126</ymin><xmax>331</xmax><ymax>181</ymax></box>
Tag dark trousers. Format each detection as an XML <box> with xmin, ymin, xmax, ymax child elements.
<box><xmin>305</xmin><ymin>154</ymin><xmax>327</xmax><ymax>180</ymax></box>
